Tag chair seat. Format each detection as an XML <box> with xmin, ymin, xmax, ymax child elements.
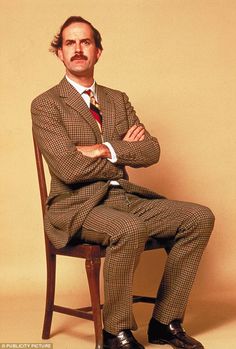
<box><xmin>51</xmin><ymin>236</ymin><xmax>172</xmax><ymax>258</ymax></box>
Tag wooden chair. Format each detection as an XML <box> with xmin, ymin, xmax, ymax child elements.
<box><xmin>33</xmin><ymin>135</ymin><xmax>172</xmax><ymax>349</ymax></box>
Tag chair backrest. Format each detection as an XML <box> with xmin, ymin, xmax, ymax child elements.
<box><xmin>32</xmin><ymin>132</ymin><xmax>56</xmax><ymax>256</ymax></box>
<box><xmin>32</xmin><ymin>133</ymin><xmax>48</xmax><ymax>217</ymax></box>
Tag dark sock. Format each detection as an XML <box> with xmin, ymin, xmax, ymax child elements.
<box><xmin>103</xmin><ymin>329</ymin><xmax>117</xmax><ymax>339</ymax></box>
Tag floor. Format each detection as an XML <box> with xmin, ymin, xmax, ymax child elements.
<box><xmin>1</xmin><ymin>293</ymin><xmax>235</xmax><ymax>349</ymax></box>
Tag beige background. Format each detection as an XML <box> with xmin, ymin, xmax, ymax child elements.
<box><xmin>1</xmin><ymin>0</ymin><xmax>236</xmax><ymax>348</ymax></box>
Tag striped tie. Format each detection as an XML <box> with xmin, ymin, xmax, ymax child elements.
<box><xmin>84</xmin><ymin>90</ymin><xmax>102</xmax><ymax>127</ymax></box>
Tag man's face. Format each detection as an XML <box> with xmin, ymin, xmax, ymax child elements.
<box><xmin>58</xmin><ymin>22</ymin><xmax>102</xmax><ymax>82</ymax></box>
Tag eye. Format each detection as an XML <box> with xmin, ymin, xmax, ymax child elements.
<box><xmin>65</xmin><ymin>40</ymin><xmax>74</xmax><ymax>46</ymax></box>
<box><xmin>82</xmin><ymin>39</ymin><xmax>91</xmax><ymax>46</ymax></box>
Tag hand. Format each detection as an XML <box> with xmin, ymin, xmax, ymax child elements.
<box><xmin>76</xmin><ymin>144</ymin><xmax>111</xmax><ymax>159</ymax></box>
<box><xmin>123</xmin><ymin>124</ymin><xmax>145</xmax><ymax>142</ymax></box>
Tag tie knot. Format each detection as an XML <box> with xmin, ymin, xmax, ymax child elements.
<box><xmin>84</xmin><ymin>89</ymin><xmax>92</xmax><ymax>96</ymax></box>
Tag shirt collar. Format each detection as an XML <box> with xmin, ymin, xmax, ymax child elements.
<box><xmin>65</xmin><ymin>75</ymin><xmax>97</xmax><ymax>96</ymax></box>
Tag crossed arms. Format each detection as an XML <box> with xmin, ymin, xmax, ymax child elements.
<box><xmin>31</xmin><ymin>90</ymin><xmax>160</xmax><ymax>185</ymax></box>
<box><xmin>77</xmin><ymin>124</ymin><xmax>145</xmax><ymax>159</ymax></box>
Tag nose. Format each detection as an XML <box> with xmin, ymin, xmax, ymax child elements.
<box><xmin>75</xmin><ymin>41</ymin><xmax>82</xmax><ymax>53</ymax></box>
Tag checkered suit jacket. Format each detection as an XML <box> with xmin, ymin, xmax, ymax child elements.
<box><xmin>31</xmin><ymin>77</ymin><xmax>162</xmax><ymax>248</ymax></box>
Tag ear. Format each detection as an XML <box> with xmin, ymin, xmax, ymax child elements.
<box><xmin>96</xmin><ymin>48</ymin><xmax>102</xmax><ymax>62</ymax></box>
<box><xmin>57</xmin><ymin>48</ymin><xmax>64</xmax><ymax>62</ymax></box>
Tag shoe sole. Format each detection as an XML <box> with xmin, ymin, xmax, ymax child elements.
<box><xmin>103</xmin><ymin>343</ymin><xmax>144</xmax><ymax>349</ymax></box>
<box><xmin>149</xmin><ymin>339</ymin><xmax>204</xmax><ymax>349</ymax></box>
<box><xmin>149</xmin><ymin>339</ymin><xmax>178</xmax><ymax>348</ymax></box>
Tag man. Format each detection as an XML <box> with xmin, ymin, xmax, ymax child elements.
<box><xmin>31</xmin><ymin>16</ymin><xmax>215</xmax><ymax>349</ymax></box>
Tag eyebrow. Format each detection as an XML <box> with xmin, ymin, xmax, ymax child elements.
<box><xmin>81</xmin><ymin>38</ymin><xmax>92</xmax><ymax>42</ymax></box>
<box><xmin>64</xmin><ymin>38</ymin><xmax>92</xmax><ymax>43</ymax></box>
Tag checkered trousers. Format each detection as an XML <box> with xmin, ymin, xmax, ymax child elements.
<box><xmin>80</xmin><ymin>187</ymin><xmax>215</xmax><ymax>334</ymax></box>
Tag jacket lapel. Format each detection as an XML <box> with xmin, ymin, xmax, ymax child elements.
<box><xmin>97</xmin><ymin>85</ymin><xmax>116</xmax><ymax>142</ymax></box>
<box><xmin>58</xmin><ymin>77</ymin><xmax>102</xmax><ymax>142</ymax></box>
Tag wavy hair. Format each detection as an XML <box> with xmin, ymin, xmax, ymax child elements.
<box><xmin>50</xmin><ymin>16</ymin><xmax>103</xmax><ymax>55</ymax></box>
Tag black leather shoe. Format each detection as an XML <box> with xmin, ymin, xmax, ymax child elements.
<box><xmin>103</xmin><ymin>329</ymin><xmax>145</xmax><ymax>349</ymax></box>
<box><xmin>148</xmin><ymin>318</ymin><xmax>204</xmax><ymax>349</ymax></box>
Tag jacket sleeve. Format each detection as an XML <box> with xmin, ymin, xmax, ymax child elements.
<box><xmin>31</xmin><ymin>95</ymin><xmax>124</xmax><ymax>185</ymax></box>
<box><xmin>109</xmin><ymin>92</ymin><xmax>161</xmax><ymax>167</ymax></box>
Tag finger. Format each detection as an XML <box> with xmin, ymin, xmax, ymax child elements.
<box><xmin>139</xmin><ymin>134</ymin><xmax>145</xmax><ymax>141</ymax></box>
<box><xmin>130</xmin><ymin>125</ymin><xmax>142</xmax><ymax>135</ymax></box>
<box><xmin>81</xmin><ymin>150</ymin><xmax>98</xmax><ymax>158</ymax></box>
<box><xmin>134</xmin><ymin>127</ymin><xmax>145</xmax><ymax>136</ymax></box>
<box><xmin>130</xmin><ymin>125</ymin><xmax>145</xmax><ymax>139</ymax></box>
<box><xmin>125</xmin><ymin>124</ymin><xmax>139</xmax><ymax>138</ymax></box>
<box><xmin>122</xmin><ymin>125</ymin><xmax>138</xmax><ymax>141</ymax></box>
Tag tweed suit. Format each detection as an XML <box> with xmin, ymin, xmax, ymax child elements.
<box><xmin>31</xmin><ymin>77</ymin><xmax>162</xmax><ymax>249</ymax></box>
<box><xmin>31</xmin><ymin>77</ymin><xmax>215</xmax><ymax>334</ymax></box>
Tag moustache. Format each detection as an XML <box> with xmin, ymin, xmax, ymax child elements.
<box><xmin>71</xmin><ymin>54</ymin><xmax>88</xmax><ymax>62</ymax></box>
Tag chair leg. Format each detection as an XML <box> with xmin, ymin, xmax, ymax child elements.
<box><xmin>85</xmin><ymin>257</ymin><xmax>103</xmax><ymax>349</ymax></box>
<box><xmin>42</xmin><ymin>253</ymin><xmax>56</xmax><ymax>339</ymax></box>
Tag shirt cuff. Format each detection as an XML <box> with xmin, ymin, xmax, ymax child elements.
<box><xmin>103</xmin><ymin>142</ymin><xmax>117</xmax><ymax>163</ymax></box>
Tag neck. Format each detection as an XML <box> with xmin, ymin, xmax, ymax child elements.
<box><xmin>66</xmin><ymin>71</ymin><xmax>94</xmax><ymax>87</ymax></box>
